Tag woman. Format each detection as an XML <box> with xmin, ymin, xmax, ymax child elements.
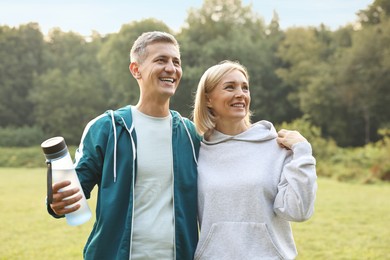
<box><xmin>193</xmin><ymin>60</ymin><xmax>317</xmax><ymax>260</ymax></box>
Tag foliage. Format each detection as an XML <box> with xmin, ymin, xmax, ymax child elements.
<box><xmin>332</xmin><ymin>18</ymin><xmax>390</xmax><ymax>145</ymax></box>
<box><xmin>277</xmin><ymin>117</ymin><xmax>338</xmax><ymax>161</ymax></box>
<box><xmin>0</xmin><ymin>146</ymin><xmax>44</xmax><ymax>167</ymax></box>
<box><xmin>276</xmin><ymin>18</ymin><xmax>390</xmax><ymax>146</ymax></box>
<box><xmin>357</xmin><ymin>0</ymin><xmax>390</xmax><ymax>26</ymax></box>
<box><xmin>29</xmin><ymin>30</ymin><xmax>109</xmax><ymax>144</ymax></box>
<box><xmin>0</xmin><ymin>0</ymin><xmax>389</xmax><ymax>147</ymax></box>
<box><xmin>0</xmin><ymin>126</ymin><xmax>45</xmax><ymax>147</ymax></box>
<box><xmin>277</xmin><ymin>118</ymin><xmax>390</xmax><ymax>183</ymax></box>
<box><xmin>0</xmin><ymin>146</ymin><xmax>77</xmax><ymax>168</ymax></box>
<box><xmin>0</xmin><ymin>23</ymin><xmax>44</xmax><ymax>127</ymax></box>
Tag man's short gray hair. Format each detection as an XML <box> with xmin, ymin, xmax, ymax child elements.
<box><xmin>130</xmin><ymin>31</ymin><xmax>180</xmax><ymax>64</ymax></box>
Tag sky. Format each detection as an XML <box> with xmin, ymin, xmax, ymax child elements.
<box><xmin>0</xmin><ymin>0</ymin><xmax>374</xmax><ymax>36</ymax></box>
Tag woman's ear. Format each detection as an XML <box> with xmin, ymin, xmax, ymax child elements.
<box><xmin>206</xmin><ymin>94</ymin><xmax>212</xmax><ymax>108</ymax></box>
<box><xmin>129</xmin><ymin>62</ymin><xmax>141</xmax><ymax>79</ymax></box>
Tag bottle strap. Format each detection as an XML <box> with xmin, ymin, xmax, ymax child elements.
<box><xmin>46</xmin><ymin>160</ymin><xmax>53</xmax><ymax>204</ymax></box>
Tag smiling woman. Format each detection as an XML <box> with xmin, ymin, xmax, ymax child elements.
<box><xmin>192</xmin><ymin>60</ymin><xmax>317</xmax><ymax>260</ymax></box>
<box><xmin>204</xmin><ymin>69</ymin><xmax>251</xmax><ymax>136</ymax></box>
<box><xmin>193</xmin><ymin>60</ymin><xmax>252</xmax><ymax>137</ymax></box>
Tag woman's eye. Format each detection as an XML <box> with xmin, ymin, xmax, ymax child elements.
<box><xmin>242</xmin><ymin>86</ymin><xmax>249</xmax><ymax>91</ymax></box>
<box><xmin>224</xmin><ymin>85</ymin><xmax>234</xmax><ymax>90</ymax></box>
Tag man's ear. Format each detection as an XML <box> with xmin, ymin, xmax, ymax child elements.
<box><xmin>129</xmin><ymin>62</ymin><xmax>141</xmax><ymax>79</ymax></box>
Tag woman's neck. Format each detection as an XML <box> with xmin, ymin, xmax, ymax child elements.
<box><xmin>215</xmin><ymin>120</ymin><xmax>249</xmax><ymax>136</ymax></box>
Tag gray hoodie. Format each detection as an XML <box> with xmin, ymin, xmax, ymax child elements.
<box><xmin>194</xmin><ymin>121</ymin><xmax>317</xmax><ymax>260</ymax></box>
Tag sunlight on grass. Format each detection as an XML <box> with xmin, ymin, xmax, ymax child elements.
<box><xmin>0</xmin><ymin>168</ymin><xmax>96</xmax><ymax>259</ymax></box>
<box><xmin>293</xmin><ymin>178</ymin><xmax>390</xmax><ymax>259</ymax></box>
<box><xmin>0</xmin><ymin>168</ymin><xmax>389</xmax><ymax>259</ymax></box>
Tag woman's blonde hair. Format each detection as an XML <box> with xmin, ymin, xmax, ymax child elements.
<box><xmin>193</xmin><ymin>60</ymin><xmax>252</xmax><ymax>137</ymax></box>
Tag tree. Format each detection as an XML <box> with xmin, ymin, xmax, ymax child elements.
<box><xmin>299</xmin><ymin>19</ymin><xmax>390</xmax><ymax>146</ymax></box>
<box><xmin>357</xmin><ymin>0</ymin><xmax>390</xmax><ymax>26</ymax></box>
<box><xmin>0</xmin><ymin>23</ymin><xmax>44</xmax><ymax>127</ymax></box>
<box><xmin>30</xmin><ymin>30</ymin><xmax>108</xmax><ymax>144</ymax></box>
<box><xmin>176</xmin><ymin>0</ymin><xmax>292</xmax><ymax>122</ymax></box>
<box><xmin>336</xmin><ymin>19</ymin><xmax>390</xmax><ymax>144</ymax></box>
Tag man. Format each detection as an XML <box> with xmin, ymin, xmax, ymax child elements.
<box><xmin>48</xmin><ymin>31</ymin><xmax>200</xmax><ymax>259</ymax></box>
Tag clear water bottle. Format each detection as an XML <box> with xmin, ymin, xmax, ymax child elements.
<box><xmin>41</xmin><ymin>136</ymin><xmax>92</xmax><ymax>226</ymax></box>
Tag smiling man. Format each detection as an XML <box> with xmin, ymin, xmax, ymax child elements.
<box><xmin>47</xmin><ymin>31</ymin><xmax>201</xmax><ymax>260</ymax></box>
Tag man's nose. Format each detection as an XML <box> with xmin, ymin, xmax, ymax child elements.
<box><xmin>164</xmin><ymin>60</ymin><xmax>175</xmax><ymax>72</ymax></box>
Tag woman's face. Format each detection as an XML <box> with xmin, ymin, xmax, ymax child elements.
<box><xmin>207</xmin><ymin>69</ymin><xmax>250</xmax><ymax>125</ymax></box>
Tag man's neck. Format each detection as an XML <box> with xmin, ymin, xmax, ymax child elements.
<box><xmin>135</xmin><ymin>101</ymin><xmax>170</xmax><ymax>117</ymax></box>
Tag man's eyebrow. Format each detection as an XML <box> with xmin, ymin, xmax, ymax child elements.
<box><xmin>154</xmin><ymin>55</ymin><xmax>180</xmax><ymax>60</ymax></box>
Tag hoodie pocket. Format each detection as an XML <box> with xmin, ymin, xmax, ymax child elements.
<box><xmin>195</xmin><ymin>222</ymin><xmax>285</xmax><ymax>260</ymax></box>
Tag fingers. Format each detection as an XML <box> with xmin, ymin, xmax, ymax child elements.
<box><xmin>50</xmin><ymin>181</ymin><xmax>82</xmax><ymax>215</ymax></box>
<box><xmin>277</xmin><ymin>129</ymin><xmax>307</xmax><ymax>150</ymax></box>
<box><xmin>52</xmin><ymin>180</ymin><xmax>71</xmax><ymax>193</ymax></box>
<box><xmin>277</xmin><ymin>129</ymin><xmax>291</xmax><ymax>150</ymax></box>
<box><xmin>51</xmin><ymin>195</ymin><xmax>82</xmax><ymax>215</ymax></box>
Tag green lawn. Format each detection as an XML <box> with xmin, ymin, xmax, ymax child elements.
<box><xmin>0</xmin><ymin>168</ymin><xmax>389</xmax><ymax>259</ymax></box>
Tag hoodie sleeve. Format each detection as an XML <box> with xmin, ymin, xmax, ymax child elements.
<box><xmin>74</xmin><ymin>114</ymin><xmax>110</xmax><ymax>198</ymax></box>
<box><xmin>273</xmin><ymin>141</ymin><xmax>317</xmax><ymax>222</ymax></box>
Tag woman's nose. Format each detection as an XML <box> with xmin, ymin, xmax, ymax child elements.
<box><xmin>235</xmin><ymin>89</ymin><xmax>245</xmax><ymax>98</ymax></box>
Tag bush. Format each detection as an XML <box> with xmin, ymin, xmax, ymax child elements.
<box><xmin>0</xmin><ymin>146</ymin><xmax>77</xmax><ymax>167</ymax></box>
<box><xmin>0</xmin><ymin>126</ymin><xmax>45</xmax><ymax>147</ymax></box>
<box><xmin>277</xmin><ymin>118</ymin><xmax>390</xmax><ymax>183</ymax></box>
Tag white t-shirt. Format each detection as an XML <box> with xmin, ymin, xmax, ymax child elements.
<box><xmin>130</xmin><ymin>107</ymin><xmax>174</xmax><ymax>259</ymax></box>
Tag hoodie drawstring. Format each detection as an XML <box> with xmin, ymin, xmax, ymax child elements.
<box><xmin>120</xmin><ymin>116</ymin><xmax>136</xmax><ymax>161</ymax></box>
<box><xmin>179</xmin><ymin>116</ymin><xmax>198</xmax><ymax>166</ymax></box>
<box><xmin>110</xmin><ymin>110</ymin><xmax>118</xmax><ymax>182</ymax></box>
<box><xmin>109</xmin><ymin>110</ymin><xmax>197</xmax><ymax>183</ymax></box>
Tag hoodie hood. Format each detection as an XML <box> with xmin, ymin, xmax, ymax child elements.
<box><xmin>203</xmin><ymin>120</ymin><xmax>277</xmax><ymax>145</ymax></box>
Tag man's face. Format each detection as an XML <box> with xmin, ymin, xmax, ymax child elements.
<box><xmin>133</xmin><ymin>42</ymin><xmax>182</xmax><ymax>100</ymax></box>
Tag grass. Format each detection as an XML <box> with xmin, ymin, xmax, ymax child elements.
<box><xmin>293</xmin><ymin>178</ymin><xmax>390</xmax><ymax>260</ymax></box>
<box><xmin>0</xmin><ymin>168</ymin><xmax>389</xmax><ymax>259</ymax></box>
<box><xmin>0</xmin><ymin>168</ymin><xmax>96</xmax><ymax>260</ymax></box>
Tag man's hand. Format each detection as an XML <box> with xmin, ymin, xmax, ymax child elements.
<box><xmin>50</xmin><ymin>181</ymin><xmax>82</xmax><ymax>216</ymax></box>
<box><xmin>277</xmin><ymin>129</ymin><xmax>307</xmax><ymax>150</ymax></box>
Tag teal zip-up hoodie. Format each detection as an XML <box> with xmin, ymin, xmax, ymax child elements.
<box><xmin>65</xmin><ymin>105</ymin><xmax>200</xmax><ymax>259</ymax></box>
